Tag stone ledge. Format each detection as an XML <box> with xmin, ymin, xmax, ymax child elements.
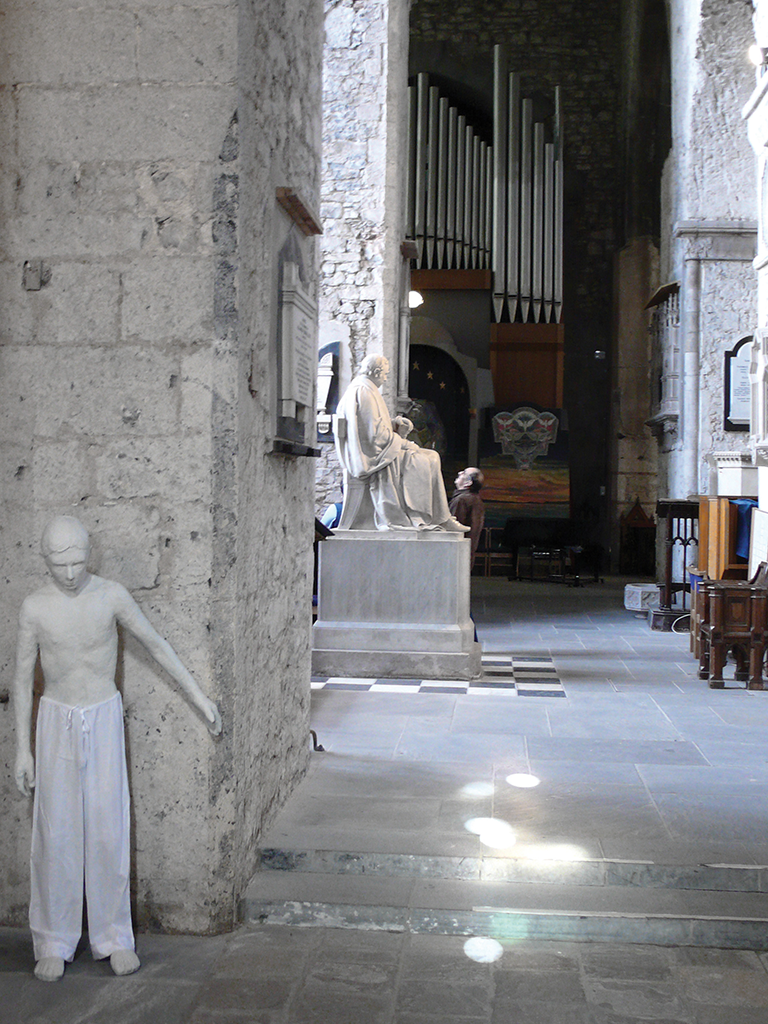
<box><xmin>311</xmin><ymin>645</ymin><xmax>482</xmax><ymax>680</ymax></box>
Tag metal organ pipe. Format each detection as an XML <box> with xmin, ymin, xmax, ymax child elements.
<box><xmin>406</xmin><ymin>63</ymin><xmax>562</xmax><ymax>321</ymax></box>
<box><xmin>413</xmin><ymin>74</ymin><xmax>429</xmax><ymax>269</ymax></box>
<box><xmin>506</xmin><ymin>72</ymin><xmax>521</xmax><ymax>322</ymax></box>
<box><xmin>519</xmin><ymin>97</ymin><xmax>533</xmax><ymax>324</ymax></box>
<box><xmin>447</xmin><ymin>107</ymin><xmax>458</xmax><ymax>269</ymax></box>
<box><xmin>492</xmin><ymin>45</ymin><xmax>509</xmax><ymax>321</ymax></box>
<box><xmin>437</xmin><ymin>96</ymin><xmax>449</xmax><ymax>270</ymax></box>
<box><xmin>426</xmin><ymin>85</ymin><xmax>439</xmax><ymax>269</ymax></box>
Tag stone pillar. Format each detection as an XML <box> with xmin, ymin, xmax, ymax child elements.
<box><xmin>745</xmin><ymin>1</ymin><xmax>768</xmax><ymax>508</ymax></box>
<box><xmin>654</xmin><ymin>0</ymin><xmax>757</xmax><ymax>503</ymax></box>
<box><xmin>674</xmin><ymin>222</ymin><xmax>757</xmax><ymax>497</ymax></box>
<box><xmin>315</xmin><ymin>0</ymin><xmax>410</xmax><ymax>513</ymax></box>
<box><xmin>681</xmin><ymin>252</ymin><xmax>702</xmax><ymax>497</ymax></box>
<box><xmin>0</xmin><ymin>0</ymin><xmax>322</xmax><ymax>933</ymax></box>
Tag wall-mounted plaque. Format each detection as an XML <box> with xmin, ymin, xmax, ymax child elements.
<box><xmin>724</xmin><ymin>335</ymin><xmax>752</xmax><ymax>432</ymax></box>
<box><xmin>280</xmin><ymin>261</ymin><xmax>317</xmax><ymax>420</ymax></box>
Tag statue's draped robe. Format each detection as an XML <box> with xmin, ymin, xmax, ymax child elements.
<box><xmin>335</xmin><ymin>374</ymin><xmax>451</xmax><ymax>530</ymax></box>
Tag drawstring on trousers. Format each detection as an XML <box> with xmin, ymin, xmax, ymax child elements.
<box><xmin>65</xmin><ymin>707</ymin><xmax>91</xmax><ymax>769</ymax></box>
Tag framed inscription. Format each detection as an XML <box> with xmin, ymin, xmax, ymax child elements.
<box><xmin>280</xmin><ymin>261</ymin><xmax>317</xmax><ymax>419</ymax></box>
<box><xmin>724</xmin><ymin>335</ymin><xmax>752</xmax><ymax>432</ymax></box>
<box><xmin>270</xmin><ymin>188</ymin><xmax>322</xmax><ymax>456</ymax></box>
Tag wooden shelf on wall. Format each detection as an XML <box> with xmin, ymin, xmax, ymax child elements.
<box><xmin>411</xmin><ymin>269</ymin><xmax>492</xmax><ymax>291</ymax></box>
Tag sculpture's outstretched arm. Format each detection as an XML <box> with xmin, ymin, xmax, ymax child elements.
<box><xmin>113</xmin><ymin>584</ymin><xmax>222</xmax><ymax>736</ymax></box>
<box><xmin>13</xmin><ymin>602</ymin><xmax>38</xmax><ymax>796</ymax></box>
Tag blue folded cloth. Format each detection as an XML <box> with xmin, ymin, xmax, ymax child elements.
<box><xmin>732</xmin><ymin>499</ymin><xmax>758</xmax><ymax>560</ymax></box>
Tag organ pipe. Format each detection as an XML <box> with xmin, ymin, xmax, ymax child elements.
<box><xmin>492</xmin><ymin>45</ymin><xmax>508</xmax><ymax>321</ymax></box>
<box><xmin>426</xmin><ymin>85</ymin><xmax>439</xmax><ymax>268</ymax></box>
<box><xmin>446</xmin><ymin>107</ymin><xmax>458</xmax><ymax>269</ymax></box>
<box><xmin>406</xmin><ymin>62</ymin><xmax>563</xmax><ymax>321</ymax></box>
<box><xmin>506</xmin><ymin>72</ymin><xmax>520</xmax><ymax>322</ymax></box>
<box><xmin>456</xmin><ymin>115</ymin><xmax>466</xmax><ymax>267</ymax></box>
<box><xmin>437</xmin><ymin>96</ymin><xmax>449</xmax><ymax>270</ymax></box>
<box><xmin>520</xmin><ymin>97</ymin><xmax>533</xmax><ymax>324</ymax></box>
<box><xmin>414</xmin><ymin>74</ymin><xmax>429</xmax><ymax>269</ymax></box>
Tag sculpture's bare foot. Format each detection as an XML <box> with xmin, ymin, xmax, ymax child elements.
<box><xmin>440</xmin><ymin>517</ymin><xmax>471</xmax><ymax>533</ymax></box>
<box><xmin>110</xmin><ymin>949</ymin><xmax>140</xmax><ymax>976</ymax></box>
<box><xmin>34</xmin><ymin>957</ymin><xmax>65</xmax><ymax>982</ymax></box>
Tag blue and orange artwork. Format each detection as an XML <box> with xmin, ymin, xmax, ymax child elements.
<box><xmin>480</xmin><ymin>404</ymin><xmax>570</xmax><ymax>523</ymax></box>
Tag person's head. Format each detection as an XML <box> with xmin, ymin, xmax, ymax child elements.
<box><xmin>41</xmin><ymin>516</ymin><xmax>91</xmax><ymax>593</ymax></box>
<box><xmin>455</xmin><ymin>467</ymin><xmax>484</xmax><ymax>493</ymax></box>
<box><xmin>360</xmin><ymin>354</ymin><xmax>389</xmax><ymax>386</ymax></box>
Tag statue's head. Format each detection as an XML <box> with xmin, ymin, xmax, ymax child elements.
<box><xmin>41</xmin><ymin>516</ymin><xmax>91</xmax><ymax>594</ymax></box>
<box><xmin>455</xmin><ymin>467</ymin><xmax>484</xmax><ymax>493</ymax></box>
<box><xmin>360</xmin><ymin>354</ymin><xmax>389</xmax><ymax>385</ymax></box>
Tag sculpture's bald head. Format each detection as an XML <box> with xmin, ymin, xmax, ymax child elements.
<box><xmin>360</xmin><ymin>354</ymin><xmax>389</xmax><ymax>384</ymax></box>
<box><xmin>41</xmin><ymin>516</ymin><xmax>90</xmax><ymax>558</ymax></box>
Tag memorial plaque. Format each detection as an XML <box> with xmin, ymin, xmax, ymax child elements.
<box><xmin>280</xmin><ymin>261</ymin><xmax>317</xmax><ymax>419</ymax></box>
<box><xmin>724</xmin><ymin>335</ymin><xmax>752</xmax><ymax>431</ymax></box>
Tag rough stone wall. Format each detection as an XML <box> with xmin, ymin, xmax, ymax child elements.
<box><xmin>315</xmin><ymin>0</ymin><xmax>410</xmax><ymax>515</ymax></box>
<box><xmin>0</xmin><ymin>0</ymin><xmax>320</xmax><ymax>932</ymax></box>
<box><xmin>698</xmin><ymin>258</ymin><xmax>757</xmax><ymax>450</ymax></box>
<box><xmin>232</xmin><ymin>0</ymin><xmax>321</xmax><ymax>909</ymax></box>
<box><xmin>409</xmin><ymin>0</ymin><xmax>622</xmax><ymax>538</ymax></box>
<box><xmin>752</xmin><ymin>0</ymin><xmax>768</xmax><ymax>335</ymax></box>
<box><xmin>659</xmin><ymin>0</ymin><xmax>756</xmax><ymax>497</ymax></box>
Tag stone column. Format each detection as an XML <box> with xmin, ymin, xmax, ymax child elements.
<box><xmin>0</xmin><ymin>0</ymin><xmax>322</xmax><ymax>934</ymax></box>
<box><xmin>315</xmin><ymin>0</ymin><xmax>410</xmax><ymax>513</ymax></box>
<box><xmin>745</xmin><ymin>1</ymin><xmax>768</xmax><ymax>508</ymax></box>
<box><xmin>654</xmin><ymin>0</ymin><xmax>757</xmax><ymax>503</ymax></box>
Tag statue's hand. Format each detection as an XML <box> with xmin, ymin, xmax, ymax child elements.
<box><xmin>199</xmin><ymin>697</ymin><xmax>222</xmax><ymax>737</ymax></box>
<box><xmin>15</xmin><ymin>750</ymin><xmax>35</xmax><ymax>798</ymax></box>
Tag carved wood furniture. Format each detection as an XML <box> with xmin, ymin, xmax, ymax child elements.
<box><xmin>653</xmin><ymin>500</ymin><xmax>698</xmax><ymax>629</ymax></box>
<box><xmin>697</xmin><ymin>563</ymin><xmax>768</xmax><ymax>690</ymax></box>
<box><xmin>697</xmin><ymin>496</ymin><xmax>751</xmax><ymax>581</ymax></box>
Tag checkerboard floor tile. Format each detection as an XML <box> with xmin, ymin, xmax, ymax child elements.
<box><xmin>310</xmin><ymin>652</ymin><xmax>565</xmax><ymax>697</ymax></box>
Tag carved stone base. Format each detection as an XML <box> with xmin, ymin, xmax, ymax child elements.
<box><xmin>710</xmin><ymin>451</ymin><xmax>757</xmax><ymax>497</ymax></box>
<box><xmin>312</xmin><ymin>530</ymin><xmax>482</xmax><ymax>680</ymax></box>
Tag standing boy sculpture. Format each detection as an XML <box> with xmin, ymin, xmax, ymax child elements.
<box><xmin>13</xmin><ymin>515</ymin><xmax>222</xmax><ymax>982</ymax></box>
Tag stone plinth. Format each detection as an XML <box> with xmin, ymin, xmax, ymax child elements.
<box><xmin>712</xmin><ymin>451</ymin><xmax>758</xmax><ymax>497</ymax></box>
<box><xmin>313</xmin><ymin>530</ymin><xmax>481</xmax><ymax>679</ymax></box>
<box><xmin>624</xmin><ymin>583</ymin><xmax>660</xmax><ymax>612</ymax></box>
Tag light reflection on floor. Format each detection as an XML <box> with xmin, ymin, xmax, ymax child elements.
<box><xmin>464</xmin><ymin>817</ymin><xmax>517</xmax><ymax>848</ymax></box>
<box><xmin>459</xmin><ymin>781</ymin><xmax>496</xmax><ymax>798</ymax></box>
<box><xmin>463</xmin><ymin>936</ymin><xmax>504</xmax><ymax>963</ymax></box>
<box><xmin>506</xmin><ymin>773</ymin><xmax>541</xmax><ymax>788</ymax></box>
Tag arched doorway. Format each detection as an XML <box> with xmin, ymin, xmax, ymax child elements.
<box><xmin>408</xmin><ymin>343</ymin><xmax>471</xmax><ymax>489</ymax></box>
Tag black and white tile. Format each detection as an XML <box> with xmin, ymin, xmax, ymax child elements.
<box><xmin>310</xmin><ymin>652</ymin><xmax>565</xmax><ymax>697</ymax></box>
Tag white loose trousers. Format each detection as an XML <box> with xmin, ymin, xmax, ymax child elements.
<box><xmin>30</xmin><ymin>692</ymin><xmax>134</xmax><ymax>962</ymax></box>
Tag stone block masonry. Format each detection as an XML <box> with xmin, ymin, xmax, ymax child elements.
<box><xmin>316</xmin><ymin>0</ymin><xmax>410</xmax><ymax>509</ymax></box>
<box><xmin>0</xmin><ymin>0</ymin><xmax>323</xmax><ymax>934</ymax></box>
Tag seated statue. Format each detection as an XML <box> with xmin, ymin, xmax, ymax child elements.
<box><xmin>334</xmin><ymin>354</ymin><xmax>469</xmax><ymax>533</ymax></box>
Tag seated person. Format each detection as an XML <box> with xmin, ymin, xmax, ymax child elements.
<box><xmin>450</xmin><ymin>467</ymin><xmax>485</xmax><ymax>569</ymax></box>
